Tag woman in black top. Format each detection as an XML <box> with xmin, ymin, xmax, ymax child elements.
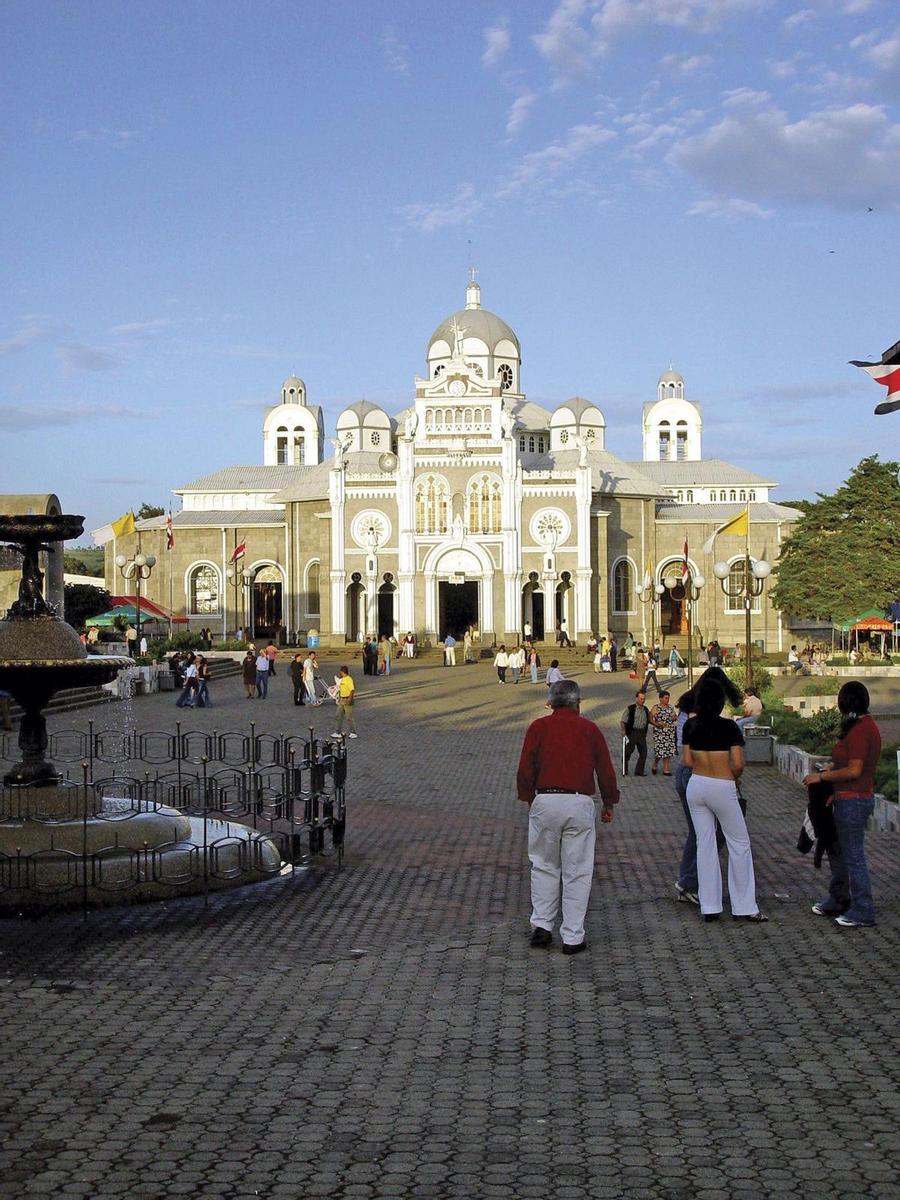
<box><xmin>683</xmin><ymin>677</ymin><xmax>767</xmax><ymax>923</ymax></box>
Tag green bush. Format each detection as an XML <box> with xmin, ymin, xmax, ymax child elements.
<box><xmin>727</xmin><ymin>663</ymin><xmax>773</xmax><ymax>696</ymax></box>
<box><xmin>212</xmin><ymin>639</ymin><xmax>247</xmax><ymax>651</ymax></box>
<box><xmin>801</xmin><ymin>678</ymin><xmax>841</xmax><ymax>696</ymax></box>
<box><xmin>875</xmin><ymin>745</ymin><xmax>899</xmax><ymax>803</ymax></box>
<box><xmin>767</xmin><ymin>701</ymin><xmax>841</xmax><ymax>754</ymax></box>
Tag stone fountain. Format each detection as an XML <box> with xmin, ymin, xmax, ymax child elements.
<box><xmin>0</xmin><ymin>513</ymin><xmax>282</xmax><ymax>909</ymax></box>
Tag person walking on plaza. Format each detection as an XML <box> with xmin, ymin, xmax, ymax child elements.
<box><xmin>241</xmin><ymin>650</ymin><xmax>257</xmax><ymax>699</ymax></box>
<box><xmin>528</xmin><ymin>646</ymin><xmax>541</xmax><ymax>684</ymax></box>
<box><xmin>609</xmin><ymin>634</ymin><xmax>618</xmax><ymax>671</ymax></box>
<box><xmin>463</xmin><ymin>628</ymin><xmax>474</xmax><ymax>663</ymax></box>
<box><xmin>642</xmin><ymin>648</ymin><xmax>662</xmax><ymax>694</ymax></box>
<box><xmin>683</xmin><ymin>676</ymin><xmax>767</xmax><ymax>922</ymax></box>
<box><xmin>289</xmin><ymin>653</ymin><xmax>306</xmax><ymax>706</ymax></box>
<box><xmin>195</xmin><ymin>655</ymin><xmax>211</xmax><ymax>708</ymax></box>
<box><xmin>559</xmin><ymin>617</ymin><xmax>572</xmax><ymax>648</ymax></box>
<box><xmin>265</xmin><ymin>640</ymin><xmax>278</xmax><ymax>677</ymax></box>
<box><xmin>509</xmin><ymin>644</ymin><xmax>525</xmax><ymax>683</ymax></box>
<box><xmin>667</xmin><ymin>646</ymin><xmax>684</xmax><ymax>678</ymax></box>
<box><xmin>517</xmin><ymin>679</ymin><xmax>619</xmax><ymax>954</ymax></box>
<box><xmin>802</xmin><ymin>681</ymin><xmax>882</xmax><ymax>927</ymax></box>
<box><xmin>649</xmin><ymin>690</ymin><xmax>676</xmax><ymax>775</ymax></box>
<box><xmin>255</xmin><ymin>648</ymin><xmax>270</xmax><ymax>699</ymax></box>
<box><xmin>443</xmin><ymin>632</ymin><xmax>457</xmax><ymax>666</ymax></box>
<box><xmin>332</xmin><ymin>666</ymin><xmax>358</xmax><ymax>738</ymax></box>
<box><xmin>545</xmin><ymin>659</ymin><xmax>564</xmax><ymax>688</ymax></box>
<box><xmin>378</xmin><ymin>635</ymin><xmax>392</xmax><ymax>675</ymax></box>
<box><xmin>620</xmin><ymin>690</ymin><xmax>650</xmax><ymax>776</ymax></box>
<box><xmin>175</xmin><ymin>655</ymin><xmax>198</xmax><ymax>708</ymax></box>
<box><xmin>494</xmin><ymin>644</ymin><xmax>509</xmax><ymax>683</ymax></box>
<box><xmin>403</xmin><ymin>631</ymin><xmax>416</xmax><ymax>658</ymax></box>
<box><xmin>303</xmin><ymin>650</ymin><xmax>320</xmax><ymax>704</ymax></box>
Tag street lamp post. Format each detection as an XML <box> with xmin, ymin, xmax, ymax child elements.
<box><xmin>712</xmin><ymin>553</ymin><xmax>771</xmax><ymax>688</ymax></box>
<box><xmin>225</xmin><ymin>566</ymin><xmax>253</xmax><ymax>639</ymax></box>
<box><xmin>663</xmin><ymin>569</ymin><xmax>705</xmax><ymax>687</ymax></box>
<box><xmin>114</xmin><ymin>552</ymin><xmax>157</xmax><ymax>650</ymax></box>
<box><xmin>634</xmin><ymin>575</ymin><xmax>665</xmax><ymax>652</ymax></box>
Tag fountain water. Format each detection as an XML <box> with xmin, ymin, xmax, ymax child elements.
<box><xmin>0</xmin><ymin>513</ymin><xmax>282</xmax><ymax>908</ymax></box>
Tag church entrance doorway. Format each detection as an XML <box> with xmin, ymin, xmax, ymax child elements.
<box><xmin>346</xmin><ymin>574</ymin><xmax>365</xmax><ymax>642</ymax></box>
<box><xmin>522</xmin><ymin>575</ymin><xmax>545</xmax><ymax>640</ymax></box>
<box><xmin>439</xmin><ymin>580</ymin><xmax>478</xmax><ymax>639</ymax></box>
<box><xmin>377</xmin><ymin>576</ymin><xmax>396</xmax><ymax>638</ymax></box>
<box><xmin>660</xmin><ymin>564</ymin><xmax>689</xmax><ymax>635</ymax></box>
<box><xmin>250</xmin><ymin>566</ymin><xmax>283</xmax><ymax>641</ymax></box>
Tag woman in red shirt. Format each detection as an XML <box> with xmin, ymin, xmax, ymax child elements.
<box><xmin>802</xmin><ymin>681</ymin><xmax>882</xmax><ymax>928</ymax></box>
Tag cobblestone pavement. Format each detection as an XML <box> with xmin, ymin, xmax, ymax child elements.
<box><xmin>2</xmin><ymin>656</ymin><xmax>898</xmax><ymax>1199</ymax></box>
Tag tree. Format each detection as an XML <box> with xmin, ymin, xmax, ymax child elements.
<box><xmin>137</xmin><ymin>502</ymin><xmax>165</xmax><ymax>520</ymax></box>
<box><xmin>64</xmin><ymin>584</ymin><xmax>111</xmax><ymax>630</ymax></box>
<box><xmin>771</xmin><ymin>456</ymin><xmax>900</xmax><ymax>622</ymax></box>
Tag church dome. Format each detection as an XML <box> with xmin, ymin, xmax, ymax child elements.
<box><xmin>658</xmin><ymin>368</ymin><xmax>684</xmax><ymax>386</ymax></box>
<box><xmin>429</xmin><ymin>307</ymin><xmax>520</xmax><ymax>356</ymax></box>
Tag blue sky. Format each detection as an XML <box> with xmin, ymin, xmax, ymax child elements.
<box><xmin>2</xmin><ymin>0</ymin><xmax>898</xmax><ymax>538</ymax></box>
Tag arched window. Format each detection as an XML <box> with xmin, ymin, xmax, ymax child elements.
<box><xmin>730</xmin><ymin>490</ymin><xmax>737</xmax><ymax>502</ymax></box>
<box><xmin>676</xmin><ymin>421</ymin><xmax>688</xmax><ymax>460</ymax></box>
<box><xmin>613</xmin><ymin>560</ymin><xmax>633</xmax><ymax>613</ymax></box>
<box><xmin>414</xmin><ymin>475</ymin><xmax>449</xmax><ymax>535</ymax></box>
<box><xmin>687</xmin><ymin>489</ymin><xmax>693</xmax><ymax>502</ymax></box>
<box><xmin>499</xmin><ymin>363</ymin><xmax>513</xmax><ymax>391</ymax></box>
<box><xmin>739</xmin><ymin>490</ymin><xmax>746</xmax><ymax>502</ymax></box>
<box><xmin>519</xmin><ymin>435</ymin><xmax>526</xmax><ymax>451</ymax></box>
<box><xmin>305</xmin><ymin>561</ymin><xmax>320</xmax><ymax>617</ymax></box>
<box><xmin>189</xmin><ymin>564</ymin><xmax>219</xmax><ymax>614</ymax></box>
<box><xmin>538</xmin><ymin>436</ymin><xmax>546</xmax><ymax>453</ymax></box>
<box><xmin>658</xmin><ymin>420</ymin><xmax>670</xmax><ymax>461</ymax></box>
<box><xmin>724</xmin><ymin>560</ymin><xmax>762</xmax><ymax>614</ymax></box>
<box><xmin>528</xmin><ymin>435</ymin><xmax>535</xmax><ymax>452</ymax></box>
<box><xmin>433</xmin><ymin>364</ymin><xmax>445</xmax><ymax>378</ymax></box>
<box><xmin>749</xmin><ymin>489</ymin><xmax>756</xmax><ymax>501</ymax></box>
<box><xmin>468</xmin><ymin>475</ymin><xmax>502</xmax><ymax>533</ymax></box>
<box><xmin>276</xmin><ymin>425</ymin><xmax>289</xmax><ymax>465</ymax></box>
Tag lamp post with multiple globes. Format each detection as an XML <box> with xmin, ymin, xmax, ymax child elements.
<box><xmin>114</xmin><ymin>552</ymin><xmax>157</xmax><ymax>649</ymax></box>
<box><xmin>712</xmin><ymin>553</ymin><xmax>771</xmax><ymax>688</ymax></box>
<box><xmin>225</xmin><ymin>565</ymin><xmax>253</xmax><ymax>639</ymax></box>
<box><xmin>634</xmin><ymin>574</ymin><xmax>664</xmax><ymax>654</ymax></box>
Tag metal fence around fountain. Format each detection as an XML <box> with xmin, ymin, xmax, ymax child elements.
<box><xmin>0</xmin><ymin>719</ymin><xmax>347</xmax><ymax>914</ymax></box>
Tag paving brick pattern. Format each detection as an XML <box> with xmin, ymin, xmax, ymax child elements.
<box><xmin>2</xmin><ymin>655</ymin><xmax>899</xmax><ymax>1199</ymax></box>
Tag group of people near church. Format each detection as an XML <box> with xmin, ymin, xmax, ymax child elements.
<box><xmin>519</xmin><ymin>665</ymin><xmax>882</xmax><ymax>954</ymax></box>
<box><xmin>361</xmin><ymin>634</ymin><xmax>396</xmax><ymax>677</ymax></box>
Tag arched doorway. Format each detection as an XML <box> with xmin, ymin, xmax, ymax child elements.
<box><xmin>378</xmin><ymin>573</ymin><xmax>396</xmax><ymax>638</ymax></box>
<box><xmin>555</xmin><ymin>571</ymin><xmax>573</xmax><ymax>636</ymax></box>
<box><xmin>424</xmin><ymin>545</ymin><xmax>491</xmax><ymax>641</ymax></box>
<box><xmin>250</xmin><ymin>565</ymin><xmax>283</xmax><ymax>640</ymax></box>
<box><xmin>346</xmin><ymin>573</ymin><xmax>365</xmax><ymax>642</ymax></box>
<box><xmin>522</xmin><ymin>572</ymin><xmax>544</xmax><ymax>640</ymax></box>
<box><xmin>659</xmin><ymin>561</ymin><xmax>689</xmax><ymax>635</ymax></box>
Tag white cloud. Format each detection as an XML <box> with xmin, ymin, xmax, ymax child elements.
<box><xmin>783</xmin><ymin>8</ymin><xmax>815</xmax><ymax>32</ymax></box>
<box><xmin>400</xmin><ymin>183</ymin><xmax>483</xmax><ymax>233</ymax></box>
<box><xmin>532</xmin><ymin>0</ymin><xmax>597</xmax><ymax>82</ymax></box>
<box><xmin>56</xmin><ymin>342</ymin><xmax>123</xmax><ymax>372</ymax></box>
<box><xmin>506</xmin><ymin>90</ymin><xmax>537</xmax><ymax>138</ymax></box>
<box><xmin>382</xmin><ymin>30</ymin><xmax>409</xmax><ymax>75</ymax></box>
<box><xmin>0</xmin><ymin>401</ymin><xmax>144</xmax><ymax>430</ymax></box>
<box><xmin>670</xmin><ymin>102</ymin><xmax>900</xmax><ymax>209</ymax></box>
<box><xmin>659</xmin><ymin>52</ymin><xmax>712</xmax><ymax>75</ymax></box>
<box><xmin>108</xmin><ymin>319</ymin><xmax>170</xmax><ymax>337</ymax></box>
<box><xmin>482</xmin><ymin>22</ymin><xmax>510</xmax><ymax>67</ymax></box>
<box><xmin>686</xmin><ymin>196</ymin><xmax>772</xmax><ymax>218</ymax></box>
<box><xmin>857</xmin><ymin>30</ymin><xmax>900</xmax><ymax>73</ymax></box>
<box><xmin>722</xmin><ymin>87</ymin><xmax>771</xmax><ymax>107</ymax></box>
<box><xmin>71</xmin><ymin>128</ymin><xmax>136</xmax><ymax>147</ymax></box>
<box><xmin>496</xmin><ymin>120</ymin><xmax>616</xmax><ymax>197</ymax></box>
<box><xmin>0</xmin><ymin>315</ymin><xmax>60</xmax><ymax>354</ymax></box>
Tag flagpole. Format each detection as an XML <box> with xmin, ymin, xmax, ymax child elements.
<box><xmin>744</xmin><ymin>504</ymin><xmax>753</xmax><ymax>688</ymax></box>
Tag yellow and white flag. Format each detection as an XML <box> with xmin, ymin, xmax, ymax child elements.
<box><xmin>702</xmin><ymin>505</ymin><xmax>749</xmax><ymax>556</ymax></box>
<box><xmin>91</xmin><ymin>510</ymin><xmax>136</xmax><ymax>545</ymax></box>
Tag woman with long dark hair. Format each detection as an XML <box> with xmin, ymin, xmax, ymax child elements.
<box><xmin>802</xmin><ymin>681</ymin><xmax>881</xmax><ymax>927</ymax></box>
<box><xmin>683</xmin><ymin>675</ymin><xmax>767</xmax><ymax>922</ymax></box>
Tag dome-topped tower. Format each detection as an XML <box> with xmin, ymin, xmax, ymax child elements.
<box><xmin>262</xmin><ymin>376</ymin><xmax>324</xmax><ymax>465</ymax></box>
<box><xmin>642</xmin><ymin>367</ymin><xmax>702</xmax><ymax>462</ymax></box>
<box><xmin>427</xmin><ymin>278</ymin><xmax>521</xmax><ymax>395</ymax></box>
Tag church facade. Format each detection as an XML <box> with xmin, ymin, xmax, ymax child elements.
<box><xmin>102</xmin><ymin>281</ymin><xmax>800</xmax><ymax>650</ymax></box>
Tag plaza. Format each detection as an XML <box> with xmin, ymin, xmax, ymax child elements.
<box><xmin>2</xmin><ymin>654</ymin><xmax>898</xmax><ymax>1200</ymax></box>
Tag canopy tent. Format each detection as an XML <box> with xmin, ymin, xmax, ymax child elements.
<box><xmin>108</xmin><ymin>595</ymin><xmax>186</xmax><ymax>623</ymax></box>
<box><xmin>850</xmin><ymin>615</ymin><xmax>894</xmax><ymax>632</ymax></box>
<box><xmin>837</xmin><ymin>607</ymin><xmax>893</xmax><ymax>633</ymax></box>
<box><xmin>86</xmin><ymin>603</ymin><xmax>187</xmax><ymax>628</ymax></box>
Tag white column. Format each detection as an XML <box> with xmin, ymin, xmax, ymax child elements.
<box><xmin>424</xmin><ymin>572</ymin><xmax>437</xmax><ymax>640</ymax></box>
<box><xmin>329</xmin><ymin>464</ymin><xmax>346</xmax><ymax>636</ymax></box>
<box><xmin>397</xmin><ymin>431</ymin><xmax>416</xmax><ymax>633</ymax></box>
<box><xmin>574</xmin><ymin>461</ymin><xmax>592</xmax><ymax>639</ymax></box>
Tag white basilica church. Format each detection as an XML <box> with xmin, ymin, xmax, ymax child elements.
<box><xmin>107</xmin><ymin>279</ymin><xmax>800</xmax><ymax>650</ymax></box>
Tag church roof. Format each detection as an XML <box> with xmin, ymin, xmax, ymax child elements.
<box><xmin>170</xmin><ymin>510</ymin><xmax>286</xmax><ymax>526</ymax></box>
<box><xmin>629</xmin><ymin>459</ymin><xmax>776</xmax><ymax>486</ymax></box>
<box><xmin>656</xmin><ymin>501</ymin><xmax>803</xmax><ymax>522</ymax></box>
<box><xmin>176</xmin><ymin>466</ymin><xmax>312</xmax><ymax>493</ymax></box>
<box><xmin>263</xmin><ymin>402</ymin><xmax>322</xmax><ymax>420</ymax></box>
<box><xmin>526</xmin><ymin>447</ymin><xmax>668</xmax><ymax>497</ymax></box>
<box><xmin>553</xmin><ymin>396</ymin><xmax>603</xmax><ymax>422</ymax></box>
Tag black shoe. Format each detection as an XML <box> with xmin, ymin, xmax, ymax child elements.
<box><xmin>529</xmin><ymin>927</ymin><xmax>552</xmax><ymax>948</ymax></box>
<box><xmin>733</xmin><ymin>912</ymin><xmax>769</xmax><ymax>923</ymax></box>
<box><xmin>703</xmin><ymin>913</ymin><xmax>721</xmax><ymax>923</ymax></box>
<box><xmin>562</xmin><ymin>940</ymin><xmax>587</xmax><ymax>956</ymax></box>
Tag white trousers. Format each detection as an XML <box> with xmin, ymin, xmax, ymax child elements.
<box><xmin>528</xmin><ymin>792</ymin><xmax>596</xmax><ymax>945</ymax></box>
<box><xmin>686</xmin><ymin>775</ymin><xmax>759</xmax><ymax>916</ymax></box>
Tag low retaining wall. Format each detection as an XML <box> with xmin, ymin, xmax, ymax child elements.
<box><xmin>774</xmin><ymin>739</ymin><xmax>898</xmax><ymax>832</ymax></box>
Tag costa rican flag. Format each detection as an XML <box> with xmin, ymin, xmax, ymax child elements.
<box><xmin>230</xmin><ymin>538</ymin><xmax>246</xmax><ymax>564</ymax></box>
<box><xmin>165</xmin><ymin>511</ymin><xmax>175</xmax><ymax>550</ymax></box>
<box><xmin>850</xmin><ymin>355</ymin><xmax>900</xmax><ymax>415</ymax></box>
<box><xmin>681</xmin><ymin>538</ymin><xmax>689</xmax><ymax>582</ymax></box>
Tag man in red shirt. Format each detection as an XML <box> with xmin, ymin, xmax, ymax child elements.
<box><xmin>516</xmin><ymin>679</ymin><xmax>620</xmax><ymax>955</ymax></box>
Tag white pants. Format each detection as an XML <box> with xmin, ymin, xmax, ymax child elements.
<box><xmin>686</xmin><ymin>775</ymin><xmax>758</xmax><ymax>916</ymax></box>
<box><xmin>528</xmin><ymin>792</ymin><xmax>596</xmax><ymax>945</ymax></box>
<box><xmin>445</xmin><ymin>647</ymin><xmax>456</xmax><ymax>666</ymax></box>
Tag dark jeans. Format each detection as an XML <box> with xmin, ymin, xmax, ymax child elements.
<box><xmin>497</xmin><ymin>666</ymin><xmax>507</xmax><ymax>683</ymax></box>
<box><xmin>676</xmin><ymin>765</ymin><xmax>745</xmax><ymax>891</ymax></box>
<box><xmin>623</xmin><ymin>731</ymin><xmax>647</xmax><ymax>775</ymax></box>
<box><xmin>256</xmin><ymin>670</ymin><xmax>268</xmax><ymax>698</ymax></box>
<box><xmin>292</xmin><ymin>680</ymin><xmax>306</xmax><ymax>705</ymax></box>
<box><xmin>822</xmin><ymin>796</ymin><xmax>876</xmax><ymax>923</ymax></box>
